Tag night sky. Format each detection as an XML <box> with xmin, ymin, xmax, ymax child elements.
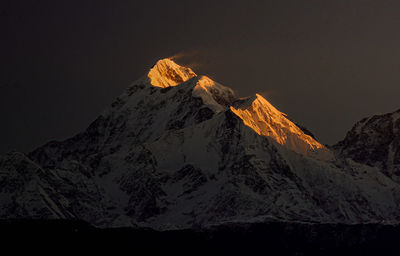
<box><xmin>1</xmin><ymin>0</ymin><xmax>400</xmax><ymax>154</ymax></box>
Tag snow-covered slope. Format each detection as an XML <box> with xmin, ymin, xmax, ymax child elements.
<box><xmin>0</xmin><ymin>151</ymin><xmax>127</xmax><ymax>226</ymax></box>
<box><xmin>334</xmin><ymin>109</ymin><xmax>400</xmax><ymax>182</ymax></box>
<box><xmin>231</xmin><ymin>94</ymin><xmax>333</xmax><ymax>160</ymax></box>
<box><xmin>2</xmin><ymin>58</ymin><xmax>400</xmax><ymax>229</ymax></box>
<box><xmin>128</xmin><ymin>110</ymin><xmax>400</xmax><ymax>228</ymax></box>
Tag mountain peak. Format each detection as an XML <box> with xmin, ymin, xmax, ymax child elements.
<box><xmin>147</xmin><ymin>58</ymin><xmax>197</xmax><ymax>88</ymax></box>
<box><xmin>231</xmin><ymin>93</ymin><xmax>331</xmax><ymax>158</ymax></box>
<box><xmin>333</xmin><ymin>108</ymin><xmax>400</xmax><ymax>180</ymax></box>
<box><xmin>8</xmin><ymin>56</ymin><xmax>400</xmax><ymax>231</ymax></box>
<box><xmin>233</xmin><ymin>94</ymin><xmax>282</xmax><ymax>114</ymax></box>
<box><xmin>192</xmin><ymin>75</ymin><xmax>236</xmax><ymax>112</ymax></box>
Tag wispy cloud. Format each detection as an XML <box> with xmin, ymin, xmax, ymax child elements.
<box><xmin>169</xmin><ymin>49</ymin><xmax>201</xmax><ymax>61</ymax></box>
<box><xmin>169</xmin><ymin>50</ymin><xmax>204</xmax><ymax>71</ymax></box>
<box><xmin>258</xmin><ymin>90</ymin><xmax>276</xmax><ymax>99</ymax></box>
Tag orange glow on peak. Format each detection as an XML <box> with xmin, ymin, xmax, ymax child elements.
<box><xmin>147</xmin><ymin>58</ymin><xmax>196</xmax><ymax>88</ymax></box>
<box><xmin>231</xmin><ymin>94</ymin><xmax>333</xmax><ymax>159</ymax></box>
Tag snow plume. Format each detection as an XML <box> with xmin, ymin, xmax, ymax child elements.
<box><xmin>169</xmin><ymin>50</ymin><xmax>203</xmax><ymax>70</ymax></box>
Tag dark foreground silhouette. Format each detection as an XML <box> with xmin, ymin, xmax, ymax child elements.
<box><xmin>1</xmin><ymin>219</ymin><xmax>399</xmax><ymax>255</ymax></box>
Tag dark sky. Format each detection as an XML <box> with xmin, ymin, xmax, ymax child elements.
<box><xmin>1</xmin><ymin>0</ymin><xmax>400</xmax><ymax>154</ymax></box>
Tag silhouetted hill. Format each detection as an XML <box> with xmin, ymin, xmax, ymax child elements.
<box><xmin>1</xmin><ymin>219</ymin><xmax>400</xmax><ymax>255</ymax></box>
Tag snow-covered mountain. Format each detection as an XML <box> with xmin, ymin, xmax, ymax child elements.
<box><xmin>334</xmin><ymin>109</ymin><xmax>400</xmax><ymax>182</ymax></box>
<box><xmin>1</xmin><ymin>58</ymin><xmax>400</xmax><ymax>229</ymax></box>
<box><xmin>230</xmin><ymin>94</ymin><xmax>333</xmax><ymax>160</ymax></box>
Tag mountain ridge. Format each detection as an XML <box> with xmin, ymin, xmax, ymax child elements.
<box><xmin>333</xmin><ymin>108</ymin><xmax>400</xmax><ymax>182</ymax></box>
<box><xmin>1</xmin><ymin>58</ymin><xmax>400</xmax><ymax>230</ymax></box>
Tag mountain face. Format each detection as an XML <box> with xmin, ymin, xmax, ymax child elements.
<box><xmin>333</xmin><ymin>110</ymin><xmax>400</xmax><ymax>182</ymax></box>
<box><xmin>230</xmin><ymin>94</ymin><xmax>332</xmax><ymax>160</ymax></box>
<box><xmin>2</xmin><ymin>59</ymin><xmax>400</xmax><ymax>229</ymax></box>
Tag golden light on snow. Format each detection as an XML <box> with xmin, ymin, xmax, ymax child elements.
<box><xmin>147</xmin><ymin>58</ymin><xmax>197</xmax><ymax>88</ymax></box>
<box><xmin>231</xmin><ymin>94</ymin><xmax>333</xmax><ymax>160</ymax></box>
<box><xmin>146</xmin><ymin>58</ymin><xmax>333</xmax><ymax>161</ymax></box>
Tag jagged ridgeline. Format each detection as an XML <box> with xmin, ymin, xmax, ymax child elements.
<box><xmin>1</xmin><ymin>58</ymin><xmax>400</xmax><ymax>230</ymax></box>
